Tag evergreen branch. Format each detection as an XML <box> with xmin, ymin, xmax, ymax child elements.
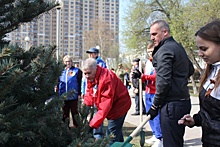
<box><xmin>0</xmin><ymin>48</ymin><xmax>11</xmax><ymax>57</ymax></box>
<box><xmin>0</xmin><ymin>59</ymin><xmax>14</xmax><ymax>76</ymax></box>
<box><xmin>0</xmin><ymin>68</ymin><xmax>23</xmax><ymax>98</ymax></box>
<box><xmin>30</xmin><ymin>46</ymin><xmax>57</xmax><ymax>85</ymax></box>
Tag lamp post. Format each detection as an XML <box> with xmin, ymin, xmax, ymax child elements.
<box><xmin>96</xmin><ymin>45</ymin><xmax>100</xmax><ymax>57</ymax></box>
<box><xmin>24</xmin><ymin>36</ymin><xmax>30</xmax><ymax>51</ymax></box>
<box><xmin>55</xmin><ymin>0</ymin><xmax>63</xmax><ymax>61</ymax></box>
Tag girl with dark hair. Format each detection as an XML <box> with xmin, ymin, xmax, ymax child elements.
<box><xmin>179</xmin><ymin>19</ymin><xmax>220</xmax><ymax>147</ymax></box>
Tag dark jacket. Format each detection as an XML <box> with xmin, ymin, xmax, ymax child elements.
<box><xmin>193</xmin><ymin>88</ymin><xmax>220</xmax><ymax>146</ymax></box>
<box><xmin>193</xmin><ymin>62</ymin><xmax>220</xmax><ymax>146</ymax></box>
<box><xmin>131</xmin><ymin>66</ymin><xmax>145</xmax><ymax>90</ymax></box>
<box><xmin>152</xmin><ymin>36</ymin><xmax>194</xmax><ymax>106</ymax></box>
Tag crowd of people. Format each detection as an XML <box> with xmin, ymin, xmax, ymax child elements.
<box><xmin>55</xmin><ymin>19</ymin><xmax>220</xmax><ymax>147</ymax></box>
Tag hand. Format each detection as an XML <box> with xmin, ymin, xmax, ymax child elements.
<box><xmin>132</xmin><ymin>69</ymin><xmax>141</xmax><ymax>79</ymax></box>
<box><xmin>178</xmin><ymin>114</ymin><xmax>195</xmax><ymax>127</ymax></box>
<box><xmin>147</xmin><ymin>105</ymin><xmax>158</xmax><ymax>120</ymax></box>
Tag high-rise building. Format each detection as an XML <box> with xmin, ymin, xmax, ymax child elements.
<box><xmin>8</xmin><ymin>0</ymin><xmax>119</xmax><ymax>62</ymax></box>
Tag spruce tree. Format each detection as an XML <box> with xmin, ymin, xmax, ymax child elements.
<box><xmin>0</xmin><ymin>45</ymin><xmax>71</xmax><ymax>146</ymax></box>
<box><xmin>0</xmin><ymin>0</ymin><xmax>109</xmax><ymax>146</ymax></box>
<box><xmin>0</xmin><ymin>45</ymin><xmax>109</xmax><ymax>146</ymax></box>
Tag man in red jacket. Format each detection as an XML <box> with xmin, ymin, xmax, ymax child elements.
<box><xmin>82</xmin><ymin>58</ymin><xmax>131</xmax><ymax>146</ymax></box>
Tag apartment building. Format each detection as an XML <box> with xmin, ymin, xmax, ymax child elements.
<box><xmin>9</xmin><ymin>0</ymin><xmax>119</xmax><ymax>62</ymax></box>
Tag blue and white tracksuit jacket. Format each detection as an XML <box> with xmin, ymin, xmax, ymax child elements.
<box><xmin>59</xmin><ymin>67</ymin><xmax>80</xmax><ymax>100</ymax></box>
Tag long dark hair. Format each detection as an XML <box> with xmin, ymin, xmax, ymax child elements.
<box><xmin>195</xmin><ymin>19</ymin><xmax>220</xmax><ymax>91</ymax></box>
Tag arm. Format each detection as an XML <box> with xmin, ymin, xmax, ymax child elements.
<box><xmin>153</xmin><ymin>48</ymin><xmax>173</xmax><ymax>107</ymax></box>
<box><xmin>81</xmin><ymin>77</ymin><xmax>86</xmax><ymax>96</ymax></box>
<box><xmin>141</xmin><ymin>70</ymin><xmax>156</xmax><ymax>82</ymax></box>
<box><xmin>178</xmin><ymin>112</ymin><xmax>202</xmax><ymax>127</ymax></box>
<box><xmin>178</xmin><ymin>114</ymin><xmax>195</xmax><ymax>127</ymax></box>
<box><xmin>147</xmin><ymin>49</ymin><xmax>173</xmax><ymax>120</ymax></box>
<box><xmin>89</xmin><ymin>80</ymin><xmax>114</xmax><ymax>129</ymax></box>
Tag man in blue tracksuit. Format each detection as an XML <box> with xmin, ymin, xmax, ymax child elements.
<box><xmin>58</xmin><ymin>55</ymin><xmax>82</xmax><ymax>128</ymax></box>
<box><xmin>81</xmin><ymin>47</ymin><xmax>107</xmax><ymax>140</ymax></box>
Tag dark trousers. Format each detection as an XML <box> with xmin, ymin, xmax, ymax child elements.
<box><xmin>135</xmin><ymin>93</ymin><xmax>146</xmax><ymax>113</ymax></box>
<box><xmin>63</xmin><ymin>100</ymin><xmax>78</xmax><ymax>127</ymax></box>
<box><xmin>160</xmin><ymin>99</ymin><xmax>191</xmax><ymax>147</ymax></box>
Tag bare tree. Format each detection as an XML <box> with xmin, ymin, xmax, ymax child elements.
<box><xmin>83</xmin><ymin>19</ymin><xmax>119</xmax><ymax>61</ymax></box>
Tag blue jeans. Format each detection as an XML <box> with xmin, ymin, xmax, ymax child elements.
<box><xmin>145</xmin><ymin>92</ymin><xmax>162</xmax><ymax>139</ymax></box>
<box><xmin>93</xmin><ymin>123</ymin><xmax>104</xmax><ymax>139</ymax></box>
<box><xmin>106</xmin><ymin>114</ymin><xmax>127</xmax><ymax>146</ymax></box>
<box><xmin>93</xmin><ymin>106</ymin><xmax>104</xmax><ymax>139</ymax></box>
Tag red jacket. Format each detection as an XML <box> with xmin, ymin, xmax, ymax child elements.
<box><xmin>84</xmin><ymin>66</ymin><xmax>131</xmax><ymax>129</ymax></box>
<box><xmin>142</xmin><ymin>69</ymin><xmax>156</xmax><ymax>94</ymax></box>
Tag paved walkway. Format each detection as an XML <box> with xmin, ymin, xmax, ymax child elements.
<box><xmin>125</xmin><ymin>94</ymin><xmax>202</xmax><ymax>147</ymax></box>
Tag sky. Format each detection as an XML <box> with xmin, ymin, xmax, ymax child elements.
<box><xmin>119</xmin><ymin>0</ymin><xmax>129</xmax><ymax>52</ymax></box>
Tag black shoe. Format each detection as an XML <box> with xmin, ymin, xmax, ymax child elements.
<box><xmin>131</xmin><ymin>112</ymin><xmax>140</xmax><ymax>115</ymax></box>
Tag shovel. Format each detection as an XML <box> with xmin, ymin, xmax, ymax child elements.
<box><xmin>110</xmin><ymin>115</ymin><xmax>151</xmax><ymax>147</ymax></box>
<box><xmin>138</xmin><ymin>60</ymin><xmax>145</xmax><ymax>146</ymax></box>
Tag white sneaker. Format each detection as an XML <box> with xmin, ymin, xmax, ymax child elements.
<box><xmin>145</xmin><ymin>135</ymin><xmax>157</xmax><ymax>144</ymax></box>
<box><xmin>151</xmin><ymin>139</ymin><xmax>163</xmax><ymax>147</ymax></box>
